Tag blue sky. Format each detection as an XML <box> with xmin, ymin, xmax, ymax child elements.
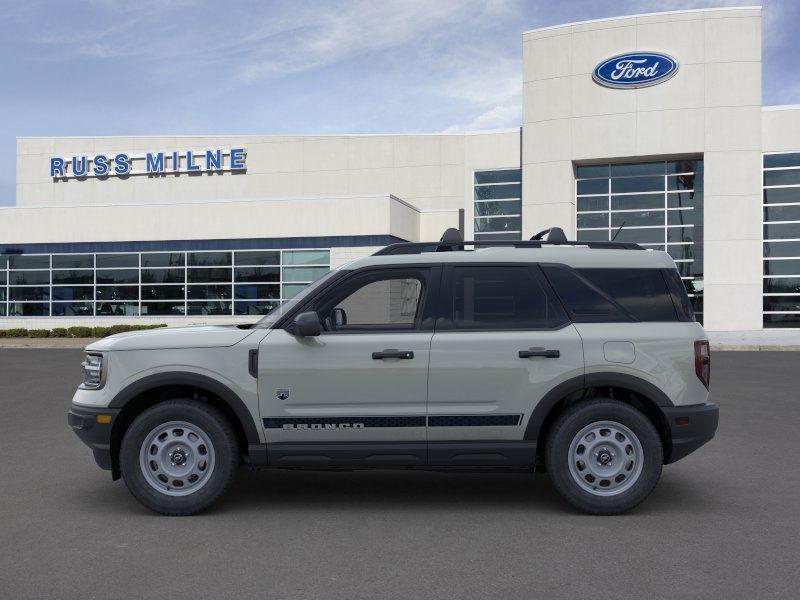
<box><xmin>1</xmin><ymin>0</ymin><xmax>798</xmax><ymax>206</ymax></box>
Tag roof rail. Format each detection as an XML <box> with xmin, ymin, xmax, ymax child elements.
<box><xmin>373</xmin><ymin>239</ymin><xmax>644</xmax><ymax>256</ymax></box>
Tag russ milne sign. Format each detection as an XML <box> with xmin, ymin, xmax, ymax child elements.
<box><xmin>50</xmin><ymin>148</ymin><xmax>246</xmax><ymax>179</ymax></box>
<box><xmin>592</xmin><ymin>52</ymin><xmax>678</xmax><ymax>89</ymax></box>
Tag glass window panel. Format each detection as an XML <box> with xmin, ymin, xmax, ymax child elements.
<box><xmin>611</xmin><ymin>162</ymin><xmax>664</xmax><ymax>177</ymax></box>
<box><xmin>577</xmin><ymin>213</ymin><xmax>608</xmax><ymax>229</ymax></box>
<box><xmin>474</xmin><ymin>170</ymin><xmax>520</xmax><ymax>184</ymax></box>
<box><xmin>764</xmin><ymin>296</ymin><xmax>800</xmax><ymax>312</ymax></box>
<box><xmin>577</xmin><ymin>197</ymin><xmax>608</xmax><ymax>212</ymax></box>
<box><xmin>764</xmin><ymin>314</ymin><xmax>800</xmax><ymax>328</ymax></box>
<box><xmin>611</xmin><ymin>176</ymin><xmax>663</xmax><ymax>194</ymax></box>
<box><xmin>578</xmin><ymin>268</ymin><xmax>677</xmax><ymax>321</ymax></box>
<box><xmin>474</xmin><ymin>232</ymin><xmax>523</xmax><ymax>241</ymax></box>
<box><xmin>283</xmin><ymin>283</ymin><xmax>308</xmax><ymax>299</ymax></box>
<box><xmin>282</xmin><ymin>266</ymin><xmax>329</xmax><ymax>283</ymax></box>
<box><xmin>576</xmin><ymin>229</ymin><xmax>609</xmax><ymax>241</ymax></box>
<box><xmin>474</xmin><ymin>216</ymin><xmax>521</xmax><ymax>233</ymax></box>
<box><xmin>187</xmin><ymin>285</ymin><xmax>232</xmax><ymax>300</ymax></box>
<box><xmin>474</xmin><ymin>184</ymin><xmax>521</xmax><ymax>200</ymax></box>
<box><xmin>53</xmin><ymin>286</ymin><xmax>94</xmax><ymax>301</ymax></box>
<box><xmin>96</xmin><ymin>254</ymin><xmax>137</xmax><ymax>268</ymax></box>
<box><xmin>611</xmin><ymin>210</ymin><xmax>664</xmax><ymax>228</ymax></box>
<box><xmin>764</xmin><ymin>223</ymin><xmax>800</xmax><ymax>240</ymax></box>
<box><xmin>187</xmin><ymin>301</ymin><xmax>232</xmax><ymax>315</ymax></box>
<box><xmin>667</xmin><ymin>160</ymin><xmax>702</xmax><ymax>174</ymax></box>
<box><xmin>52</xmin><ymin>254</ymin><xmax>93</xmax><ymax>269</ymax></box>
<box><xmin>234</xmin><ymin>251</ymin><xmax>279</xmax><ymax>266</ymax></box>
<box><xmin>140</xmin><ymin>302</ymin><xmax>185</xmax><ymax>316</ymax></box>
<box><xmin>52</xmin><ymin>270</ymin><xmax>93</xmax><ymax>284</ymax></box>
<box><xmin>141</xmin><ymin>268</ymin><xmax>185</xmax><ymax>284</ymax></box>
<box><xmin>0</xmin><ymin>304</ymin><xmax>5</xmax><ymax>316</ymax></box>
<box><xmin>675</xmin><ymin>262</ymin><xmax>699</xmax><ymax>277</ymax></box>
<box><xmin>235</xmin><ymin>300</ymin><xmax>279</xmax><ymax>316</ymax></box>
<box><xmin>611</xmin><ymin>194</ymin><xmax>663</xmax><ymax>210</ymax></box>
<box><xmin>576</xmin><ymin>165</ymin><xmax>609</xmax><ymax>179</ymax></box>
<box><xmin>96</xmin><ymin>302</ymin><xmax>139</xmax><ymax>316</ymax></box>
<box><xmin>577</xmin><ymin>179</ymin><xmax>608</xmax><ymax>195</ymax></box>
<box><xmin>764</xmin><ymin>259</ymin><xmax>800</xmax><ymax>276</ymax></box>
<box><xmin>764</xmin><ymin>170</ymin><xmax>800</xmax><ymax>187</ymax></box>
<box><xmin>141</xmin><ymin>253</ymin><xmax>185</xmax><ymax>268</ymax></box>
<box><xmin>141</xmin><ymin>285</ymin><xmax>185</xmax><ymax>300</ymax></box>
<box><xmin>96</xmin><ymin>269</ymin><xmax>138</xmax><ymax>284</ymax></box>
<box><xmin>764</xmin><ymin>241</ymin><xmax>800</xmax><ymax>258</ymax></box>
<box><xmin>0</xmin><ymin>272</ymin><xmax>7</xmax><ymax>285</ymax></box>
<box><xmin>234</xmin><ymin>284</ymin><xmax>280</xmax><ymax>300</ymax></box>
<box><xmin>234</xmin><ymin>266</ymin><xmax>279</xmax><ymax>282</ymax></box>
<box><xmin>8</xmin><ymin>302</ymin><xmax>49</xmax><ymax>316</ymax></box>
<box><xmin>96</xmin><ymin>286</ymin><xmax>138</xmax><ymax>301</ymax></box>
<box><xmin>188</xmin><ymin>251</ymin><xmax>231</xmax><ymax>266</ymax></box>
<box><xmin>52</xmin><ymin>302</ymin><xmax>94</xmax><ymax>317</ymax></box>
<box><xmin>667</xmin><ymin>227</ymin><xmax>694</xmax><ymax>244</ymax></box>
<box><xmin>667</xmin><ymin>174</ymin><xmax>700</xmax><ymax>192</ymax></box>
<box><xmin>763</xmin><ymin>187</ymin><xmax>800</xmax><ymax>204</ymax></box>
<box><xmin>616</xmin><ymin>228</ymin><xmax>665</xmax><ymax>244</ymax></box>
<box><xmin>10</xmin><ymin>287</ymin><xmax>50</xmax><ymax>301</ymax></box>
<box><xmin>474</xmin><ymin>200</ymin><xmax>521</xmax><ymax>217</ymax></box>
<box><xmin>668</xmin><ymin>209</ymin><xmax>699</xmax><ymax>226</ymax></box>
<box><xmin>0</xmin><ymin>288</ymin><xmax>5</xmax><ymax>301</ymax></box>
<box><xmin>9</xmin><ymin>255</ymin><xmax>49</xmax><ymax>269</ymax></box>
<box><xmin>9</xmin><ymin>271</ymin><xmax>49</xmax><ymax>285</ymax></box>
<box><xmin>187</xmin><ymin>267</ymin><xmax>231</xmax><ymax>283</ymax></box>
<box><xmin>0</xmin><ymin>255</ymin><xmax>6</xmax><ymax>269</ymax></box>
<box><xmin>764</xmin><ymin>205</ymin><xmax>800</xmax><ymax>223</ymax></box>
<box><xmin>764</xmin><ymin>153</ymin><xmax>800</xmax><ymax>169</ymax></box>
<box><xmin>668</xmin><ymin>191</ymin><xmax>702</xmax><ymax>209</ymax></box>
<box><xmin>763</xmin><ymin>278</ymin><xmax>800</xmax><ymax>294</ymax></box>
<box><xmin>667</xmin><ymin>244</ymin><xmax>694</xmax><ymax>260</ymax></box>
<box><xmin>282</xmin><ymin>250</ymin><xmax>329</xmax><ymax>266</ymax></box>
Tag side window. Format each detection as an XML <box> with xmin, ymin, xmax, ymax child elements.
<box><xmin>577</xmin><ymin>268</ymin><xmax>678</xmax><ymax>322</ymax></box>
<box><xmin>315</xmin><ymin>270</ymin><xmax>428</xmax><ymax>332</ymax></box>
<box><xmin>541</xmin><ymin>266</ymin><xmax>630</xmax><ymax>323</ymax></box>
<box><xmin>444</xmin><ymin>266</ymin><xmax>568</xmax><ymax>330</ymax></box>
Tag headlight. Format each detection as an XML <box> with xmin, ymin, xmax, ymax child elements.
<box><xmin>81</xmin><ymin>353</ymin><xmax>104</xmax><ymax>389</ymax></box>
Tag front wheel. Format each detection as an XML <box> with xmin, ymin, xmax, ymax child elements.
<box><xmin>545</xmin><ymin>399</ymin><xmax>663</xmax><ymax>515</ymax></box>
<box><xmin>120</xmin><ymin>400</ymin><xmax>239</xmax><ymax>515</ymax></box>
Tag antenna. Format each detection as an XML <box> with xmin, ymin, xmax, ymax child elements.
<box><xmin>611</xmin><ymin>221</ymin><xmax>626</xmax><ymax>241</ymax></box>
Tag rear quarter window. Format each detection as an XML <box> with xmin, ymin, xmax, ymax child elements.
<box><xmin>577</xmin><ymin>268</ymin><xmax>678</xmax><ymax>322</ymax></box>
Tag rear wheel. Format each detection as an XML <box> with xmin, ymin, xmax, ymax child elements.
<box><xmin>120</xmin><ymin>399</ymin><xmax>239</xmax><ymax>515</ymax></box>
<box><xmin>545</xmin><ymin>399</ymin><xmax>662</xmax><ymax>515</ymax></box>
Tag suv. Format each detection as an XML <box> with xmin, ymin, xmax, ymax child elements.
<box><xmin>68</xmin><ymin>230</ymin><xmax>718</xmax><ymax>515</ymax></box>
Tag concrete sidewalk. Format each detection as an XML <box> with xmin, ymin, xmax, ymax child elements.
<box><xmin>0</xmin><ymin>338</ymin><xmax>98</xmax><ymax>349</ymax></box>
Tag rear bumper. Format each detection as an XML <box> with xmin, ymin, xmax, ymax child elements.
<box><xmin>663</xmin><ymin>402</ymin><xmax>719</xmax><ymax>464</ymax></box>
<box><xmin>68</xmin><ymin>404</ymin><xmax>120</xmax><ymax>471</ymax></box>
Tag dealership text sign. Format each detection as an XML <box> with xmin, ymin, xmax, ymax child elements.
<box><xmin>593</xmin><ymin>52</ymin><xmax>678</xmax><ymax>89</ymax></box>
<box><xmin>50</xmin><ymin>148</ymin><xmax>247</xmax><ymax>179</ymax></box>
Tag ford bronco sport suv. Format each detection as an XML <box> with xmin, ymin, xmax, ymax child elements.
<box><xmin>68</xmin><ymin>229</ymin><xmax>718</xmax><ymax>515</ymax></box>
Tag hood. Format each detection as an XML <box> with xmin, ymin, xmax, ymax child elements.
<box><xmin>85</xmin><ymin>325</ymin><xmax>257</xmax><ymax>352</ymax></box>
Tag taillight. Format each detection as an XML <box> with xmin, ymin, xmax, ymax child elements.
<box><xmin>694</xmin><ymin>340</ymin><xmax>711</xmax><ymax>389</ymax></box>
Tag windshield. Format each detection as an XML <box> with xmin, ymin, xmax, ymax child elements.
<box><xmin>255</xmin><ymin>268</ymin><xmax>342</xmax><ymax>328</ymax></box>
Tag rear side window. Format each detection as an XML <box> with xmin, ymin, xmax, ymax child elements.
<box><xmin>443</xmin><ymin>266</ymin><xmax>568</xmax><ymax>330</ymax></box>
<box><xmin>542</xmin><ymin>266</ymin><xmax>630</xmax><ymax>323</ymax></box>
<box><xmin>661</xmin><ymin>268</ymin><xmax>695</xmax><ymax>321</ymax></box>
<box><xmin>577</xmin><ymin>268</ymin><xmax>678</xmax><ymax>322</ymax></box>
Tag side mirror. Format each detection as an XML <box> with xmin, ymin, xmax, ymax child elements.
<box><xmin>290</xmin><ymin>311</ymin><xmax>322</xmax><ymax>337</ymax></box>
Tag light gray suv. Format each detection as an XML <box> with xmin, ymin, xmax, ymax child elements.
<box><xmin>68</xmin><ymin>229</ymin><xmax>718</xmax><ymax>515</ymax></box>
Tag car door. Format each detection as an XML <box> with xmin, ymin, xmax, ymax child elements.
<box><xmin>426</xmin><ymin>263</ymin><xmax>584</xmax><ymax>467</ymax></box>
<box><xmin>258</xmin><ymin>265</ymin><xmax>439</xmax><ymax>466</ymax></box>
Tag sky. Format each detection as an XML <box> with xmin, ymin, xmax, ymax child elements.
<box><xmin>1</xmin><ymin>0</ymin><xmax>798</xmax><ymax>206</ymax></box>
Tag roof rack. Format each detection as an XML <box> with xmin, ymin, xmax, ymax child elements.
<box><xmin>373</xmin><ymin>228</ymin><xmax>643</xmax><ymax>256</ymax></box>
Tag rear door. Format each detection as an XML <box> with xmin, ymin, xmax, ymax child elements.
<box><xmin>426</xmin><ymin>264</ymin><xmax>584</xmax><ymax>466</ymax></box>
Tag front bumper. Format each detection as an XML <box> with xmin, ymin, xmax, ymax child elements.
<box><xmin>663</xmin><ymin>402</ymin><xmax>719</xmax><ymax>464</ymax></box>
<box><xmin>68</xmin><ymin>404</ymin><xmax>121</xmax><ymax>471</ymax></box>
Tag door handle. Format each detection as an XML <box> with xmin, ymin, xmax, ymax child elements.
<box><xmin>372</xmin><ymin>349</ymin><xmax>414</xmax><ymax>360</ymax></box>
<box><xmin>519</xmin><ymin>348</ymin><xmax>560</xmax><ymax>359</ymax></box>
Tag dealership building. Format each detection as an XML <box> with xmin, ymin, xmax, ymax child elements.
<box><xmin>2</xmin><ymin>6</ymin><xmax>800</xmax><ymax>333</ymax></box>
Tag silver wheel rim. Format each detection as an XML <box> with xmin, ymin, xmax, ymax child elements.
<box><xmin>568</xmin><ymin>420</ymin><xmax>644</xmax><ymax>497</ymax></box>
<box><xmin>139</xmin><ymin>420</ymin><xmax>216</xmax><ymax>497</ymax></box>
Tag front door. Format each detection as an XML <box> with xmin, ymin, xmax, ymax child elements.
<box><xmin>426</xmin><ymin>264</ymin><xmax>584</xmax><ymax>466</ymax></box>
<box><xmin>258</xmin><ymin>266</ymin><xmax>439</xmax><ymax>466</ymax></box>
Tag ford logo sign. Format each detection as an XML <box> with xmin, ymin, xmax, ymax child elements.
<box><xmin>593</xmin><ymin>52</ymin><xmax>678</xmax><ymax>89</ymax></box>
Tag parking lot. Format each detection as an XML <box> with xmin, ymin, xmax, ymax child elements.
<box><xmin>0</xmin><ymin>349</ymin><xmax>798</xmax><ymax>599</ymax></box>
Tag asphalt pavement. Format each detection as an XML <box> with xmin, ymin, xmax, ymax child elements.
<box><xmin>0</xmin><ymin>349</ymin><xmax>798</xmax><ymax>600</ymax></box>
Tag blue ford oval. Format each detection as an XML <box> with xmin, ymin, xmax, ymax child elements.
<box><xmin>593</xmin><ymin>52</ymin><xmax>679</xmax><ymax>89</ymax></box>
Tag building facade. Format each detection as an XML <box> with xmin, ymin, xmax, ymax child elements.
<box><xmin>3</xmin><ymin>6</ymin><xmax>799</xmax><ymax>331</ymax></box>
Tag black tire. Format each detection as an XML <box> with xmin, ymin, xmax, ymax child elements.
<box><xmin>120</xmin><ymin>399</ymin><xmax>239</xmax><ymax>515</ymax></box>
<box><xmin>545</xmin><ymin>399</ymin><xmax>663</xmax><ymax>515</ymax></box>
